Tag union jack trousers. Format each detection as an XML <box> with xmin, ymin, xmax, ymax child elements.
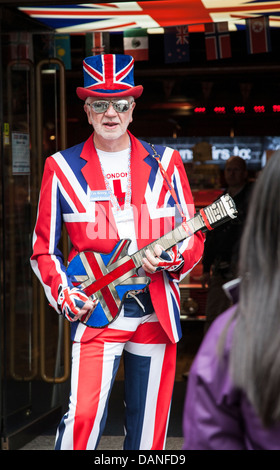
<box><xmin>55</xmin><ymin>295</ymin><xmax>177</xmax><ymax>450</ymax></box>
<box><xmin>31</xmin><ymin>131</ymin><xmax>204</xmax><ymax>449</ymax></box>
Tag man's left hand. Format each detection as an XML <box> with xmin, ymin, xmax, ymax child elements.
<box><xmin>142</xmin><ymin>244</ymin><xmax>184</xmax><ymax>274</ymax></box>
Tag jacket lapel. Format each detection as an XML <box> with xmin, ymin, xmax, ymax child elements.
<box><xmin>80</xmin><ymin>134</ymin><xmax>118</xmax><ymax>239</ymax></box>
<box><xmin>80</xmin><ymin>134</ymin><xmax>106</xmax><ymax>190</ymax></box>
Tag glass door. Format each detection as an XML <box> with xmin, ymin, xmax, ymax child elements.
<box><xmin>0</xmin><ymin>25</ymin><xmax>70</xmax><ymax>450</ymax></box>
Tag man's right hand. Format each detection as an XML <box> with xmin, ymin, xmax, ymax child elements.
<box><xmin>57</xmin><ymin>286</ymin><xmax>98</xmax><ymax>322</ymax></box>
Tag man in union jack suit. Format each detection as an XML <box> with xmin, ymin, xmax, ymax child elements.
<box><xmin>31</xmin><ymin>53</ymin><xmax>204</xmax><ymax>450</ymax></box>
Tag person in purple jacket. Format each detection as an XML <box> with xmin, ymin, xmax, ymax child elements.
<box><xmin>183</xmin><ymin>151</ymin><xmax>280</xmax><ymax>450</ymax></box>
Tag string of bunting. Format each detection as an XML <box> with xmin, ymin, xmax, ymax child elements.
<box><xmin>11</xmin><ymin>16</ymin><xmax>271</xmax><ymax>66</ymax></box>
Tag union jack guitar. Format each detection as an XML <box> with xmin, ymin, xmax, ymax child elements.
<box><xmin>67</xmin><ymin>194</ymin><xmax>237</xmax><ymax>328</ymax></box>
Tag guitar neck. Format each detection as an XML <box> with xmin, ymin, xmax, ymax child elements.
<box><xmin>131</xmin><ymin>193</ymin><xmax>237</xmax><ymax>269</ymax></box>
<box><xmin>131</xmin><ymin>214</ymin><xmax>201</xmax><ymax>269</ymax></box>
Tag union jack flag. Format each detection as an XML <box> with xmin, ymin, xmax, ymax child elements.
<box><xmin>83</xmin><ymin>54</ymin><xmax>135</xmax><ymax>92</ymax></box>
<box><xmin>18</xmin><ymin>1</ymin><xmax>280</xmax><ymax>33</ymax></box>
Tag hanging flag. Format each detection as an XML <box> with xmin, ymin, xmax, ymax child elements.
<box><xmin>246</xmin><ymin>16</ymin><xmax>271</xmax><ymax>54</ymax></box>
<box><xmin>204</xmin><ymin>22</ymin><xmax>231</xmax><ymax>60</ymax></box>
<box><xmin>85</xmin><ymin>32</ymin><xmax>110</xmax><ymax>56</ymax></box>
<box><xmin>123</xmin><ymin>29</ymin><xmax>149</xmax><ymax>61</ymax></box>
<box><xmin>55</xmin><ymin>34</ymin><xmax>71</xmax><ymax>69</ymax></box>
<box><xmin>164</xmin><ymin>26</ymin><xmax>190</xmax><ymax>64</ymax></box>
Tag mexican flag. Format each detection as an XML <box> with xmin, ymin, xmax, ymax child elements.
<box><xmin>123</xmin><ymin>29</ymin><xmax>149</xmax><ymax>61</ymax></box>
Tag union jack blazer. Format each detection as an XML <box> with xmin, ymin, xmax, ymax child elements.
<box><xmin>31</xmin><ymin>131</ymin><xmax>205</xmax><ymax>343</ymax></box>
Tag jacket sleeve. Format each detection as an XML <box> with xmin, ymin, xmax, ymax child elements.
<box><xmin>182</xmin><ymin>309</ymin><xmax>245</xmax><ymax>450</ymax></box>
<box><xmin>30</xmin><ymin>157</ymin><xmax>70</xmax><ymax>312</ymax></box>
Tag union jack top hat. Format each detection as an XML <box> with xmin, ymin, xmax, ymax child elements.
<box><xmin>76</xmin><ymin>54</ymin><xmax>143</xmax><ymax>100</ymax></box>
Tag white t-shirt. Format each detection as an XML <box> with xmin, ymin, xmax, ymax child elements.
<box><xmin>97</xmin><ymin>148</ymin><xmax>138</xmax><ymax>254</ymax></box>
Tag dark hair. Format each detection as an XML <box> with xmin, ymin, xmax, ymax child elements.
<box><xmin>230</xmin><ymin>151</ymin><xmax>280</xmax><ymax>426</ymax></box>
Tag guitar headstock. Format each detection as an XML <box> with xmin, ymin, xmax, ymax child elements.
<box><xmin>200</xmin><ymin>193</ymin><xmax>238</xmax><ymax>232</ymax></box>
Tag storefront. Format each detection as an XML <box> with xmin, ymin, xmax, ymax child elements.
<box><xmin>0</xmin><ymin>7</ymin><xmax>70</xmax><ymax>449</ymax></box>
<box><xmin>1</xmin><ymin>2</ymin><xmax>280</xmax><ymax>450</ymax></box>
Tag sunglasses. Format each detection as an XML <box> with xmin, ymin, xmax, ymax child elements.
<box><xmin>87</xmin><ymin>99</ymin><xmax>133</xmax><ymax>114</ymax></box>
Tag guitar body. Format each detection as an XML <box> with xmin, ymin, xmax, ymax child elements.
<box><xmin>67</xmin><ymin>239</ymin><xmax>150</xmax><ymax>328</ymax></box>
